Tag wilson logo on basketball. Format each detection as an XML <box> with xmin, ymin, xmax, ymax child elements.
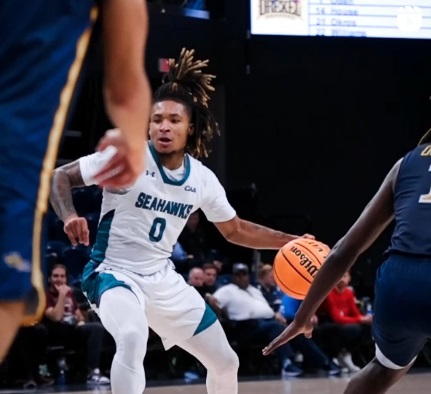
<box><xmin>273</xmin><ymin>238</ymin><xmax>330</xmax><ymax>300</ymax></box>
<box><xmin>290</xmin><ymin>246</ymin><xmax>319</xmax><ymax>278</ymax></box>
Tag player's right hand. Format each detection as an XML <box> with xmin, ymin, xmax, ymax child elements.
<box><xmin>94</xmin><ymin>128</ymin><xmax>145</xmax><ymax>189</ymax></box>
<box><xmin>262</xmin><ymin>318</ymin><xmax>314</xmax><ymax>356</ymax></box>
<box><xmin>63</xmin><ymin>214</ymin><xmax>90</xmax><ymax>246</ymax></box>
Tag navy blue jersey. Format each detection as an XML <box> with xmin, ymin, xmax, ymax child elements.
<box><xmin>0</xmin><ymin>0</ymin><xmax>95</xmax><ymax>182</ymax></box>
<box><xmin>0</xmin><ymin>0</ymin><xmax>95</xmax><ymax>322</ymax></box>
<box><xmin>389</xmin><ymin>144</ymin><xmax>431</xmax><ymax>256</ymax></box>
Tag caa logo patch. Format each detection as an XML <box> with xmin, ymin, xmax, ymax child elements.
<box><xmin>185</xmin><ymin>186</ymin><xmax>196</xmax><ymax>193</ymax></box>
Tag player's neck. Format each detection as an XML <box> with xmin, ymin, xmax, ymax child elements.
<box><xmin>158</xmin><ymin>152</ymin><xmax>185</xmax><ymax>170</ymax></box>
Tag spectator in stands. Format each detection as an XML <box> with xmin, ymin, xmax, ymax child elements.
<box><xmin>8</xmin><ymin>324</ymin><xmax>53</xmax><ymax>389</ymax></box>
<box><xmin>178</xmin><ymin>210</ymin><xmax>209</xmax><ymax>265</ymax></box>
<box><xmin>44</xmin><ymin>264</ymin><xmax>110</xmax><ymax>385</ymax></box>
<box><xmin>202</xmin><ymin>263</ymin><xmax>221</xmax><ymax>294</ymax></box>
<box><xmin>256</xmin><ymin>264</ymin><xmax>284</xmax><ymax>313</ymax></box>
<box><xmin>188</xmin><ymin>267</ymin><xmax>206</xmax><ymax>298</ymax></box>
<box><xmin>319</xmin><ymin>271</ymin><xmax>372</xmax><ymax>372</ymax></box>
<box><xmin>279</xmin><ymin>294</ymin><xmax>341</xmax><ymax>375</ymax></box>
<box><xmin>207</xmin><ymin>263</ymin><xmax>303</xmax><ymax>377</ymax></box>
<box><xmin>255</xmin><ymin>265</ymin><xmax>341</xmax><ymax>376</ymax></box>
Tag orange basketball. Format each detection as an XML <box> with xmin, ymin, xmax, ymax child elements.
<box><xmin>273</xmin><ymin>238</ymin><xmax>330</xmax><ymax>300</ymax></box>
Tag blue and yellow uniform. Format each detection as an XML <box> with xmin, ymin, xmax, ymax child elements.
<box><xmin>373</xmin><ymin>143</ymin><xmax>431</xmax><ymax>368</ymax></box>
<box><xmin>0</xmin><ymin>0</ymin><xmax>96</xmax><ymax>322</ymax></box>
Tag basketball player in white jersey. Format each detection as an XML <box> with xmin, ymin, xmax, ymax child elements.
<box><xmin>50</xmin><ymin>48</ymin><xmax>313</xmax><ymax>394</ymax></box>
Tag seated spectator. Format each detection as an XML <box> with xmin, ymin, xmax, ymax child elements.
<box><xmin>319</xmin><ymin>271</ymin><xmax>373</xmax><ymax>372</ymax></box>
<box><xmin>178</xmin><ymin>211</ymin><xmax>209</xmax><ymax>266</ymax></box>
<box><xmin>8</xmin><ymin>324</ymin><xmax>53</xmax><ymax>389</ymax></box>
<box><xmin>44</xmin><ymin>264</ymin><xmax>110</xmax><ymax>385</ymax></box>
<box><xmin>279</xmin><ymin>294</ymin><xmax>340</xmax><ymax>375</ymax></box>
<box><xmin>201</xmin><ymin>263</ymin><xmax>221</xmax><ymax>294</ymax></box>
<box><xmin>256</xmin><ymin>264</ymin><xmax>284</xmax><ymax>313</ymax></box>
<box><xmin>208</xmin><ymin>263</ymin><xmax>303</xmax><ymax>377</ymax></box>
<box><xmin>188</xmin><ymin>267</ymin><xmax>205</xmax><ymax>297</ymax></box>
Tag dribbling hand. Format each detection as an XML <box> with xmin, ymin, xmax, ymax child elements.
<box><xmin>63</xmin><ymin>214</ymin><xmax>90</xmax><ymax>246</ymax></box>
<box><xmin>94</xmin><ymin>129</ymin><xmax>145</xmax><ymax>188</ymax></box>
<box><xmin>262</xmin><ymin>318</ymin><xmax>314</xmax><ymax>356</ymax></box>
<box><xmin>301</xmin><ymin>233</ymin><xmax>315</xmax><ymax>240</ymax></box>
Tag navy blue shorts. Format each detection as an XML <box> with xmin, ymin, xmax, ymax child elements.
<box><xmin>372</xmin><ymin>254</ymin><xmax>431</xmax><ymax>369</ymax></box>
<box><xmin>0</xmin><ymin>130</ymin><xmax>56</xmax><ymax>323</ymax></box>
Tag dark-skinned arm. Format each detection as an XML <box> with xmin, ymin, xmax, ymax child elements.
<box><xmin>263</xmin><ymin>158</ymin><xmax>402</xmax><ymax>355</ymax></box>
<box><xmin>50</xmin><ymin>160</ymin><xmax>89</xmax><ymax>246</ymax></box>
<box><xmin>215</xmin><ymin>216</ymin><xmax>312</xmax><ymax>249</ymax></box>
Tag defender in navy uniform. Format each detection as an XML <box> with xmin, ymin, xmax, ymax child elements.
<box><xmin>263</xmin><ymin>129</ymin><xmax>431</xmax><ymax>393</ymax></box>
<box><xmin>0</xmin><ymin>0</ymin><xmax>151</xmax><ymax>361</ymax></box>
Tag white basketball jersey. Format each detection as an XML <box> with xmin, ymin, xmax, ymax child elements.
<box><xmin>79</xmin><ymin>143</ymin><xmax>236</xmax><ymax>275</ymax></box>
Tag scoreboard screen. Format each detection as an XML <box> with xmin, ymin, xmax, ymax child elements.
<box><xmin>250</xmin><ymin>0</ymin><xmax>431</xmax><ymax>39</ymax></box>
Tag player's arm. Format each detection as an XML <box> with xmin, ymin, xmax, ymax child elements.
<box><xmin>293</xmin><ymin>160</ymin><xmax>400</xmax><ymax>325</ymax></box>
<box><xmin>215</xmin><ymin>216</ymin><xmax>305</xmax><ymax>249</ymax></box>
<box><xmin>50</xmin><ymin>153</ymin><xmax>102</xmax><ymax>246</ymax></box>
<box><xmin>263</xmin><ymin>159</ymin><xmax>402</xmax><ymax>355</ymax></box>
<box><xmin>96</xmin><ymin>0</ymin><xmax>151</xmax><ymax>188</ymax></box>
<box><xmin>201</xmin><ymin>168</ymin><xmax>311</xmax><ymax>249</ymax></box>
<box><xmin>50</xmin><ymin>160</ymin><xmax>85</xmax><ymax>223</ymax></box>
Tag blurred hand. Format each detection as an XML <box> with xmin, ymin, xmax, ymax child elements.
<box><xmin>55</xmin><ymin>284</ymin><xmax>71</xmax><ymax>297</ymax></box>
<box><xmin>301</xmin><ymin>233</ymin><xmax>315</xmax><ymax>239</ymax></box>
<box><xmin>360</xmin><ymin>314</ymin><xmax>373</xmax><ymax>325</ymax></box>
<box><xmin>63</xmin><ymin>214</ymin><xmax>89</xmax><ymax>246</ymax></box>
<box><xmin>274</xmin><ymin>312</ymin><xmax>287</xmax><ymax>325</ymax></box>
<box><xmin>262</xmin><ymin>318</ymin><xmax>314</xmax><ymax>356</ymax></box>
<box><xmin>94</xmin><ymin>128</ymin><xmax>145</xmax><ymax>188</ymax></box>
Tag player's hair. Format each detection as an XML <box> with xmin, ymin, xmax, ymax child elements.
<box><xmin>153</xmin><ymin>48</ymin><xmax>219</xmax><ymax>158</ymax></box>
<box><xmin>418</xmin><ymin>128</ymin><xmax>431</xmax><ymax>145</ymax></box>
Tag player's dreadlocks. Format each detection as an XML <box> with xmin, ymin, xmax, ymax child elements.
<box><xmin>153</xmin><ymin>48</ymin><xmax>219</xmax><ymax>158</ymax></box>
<box><xmin>419</xmin><ymin>128</ymin><xmax>431</xmax><ymax>145</ymax></box>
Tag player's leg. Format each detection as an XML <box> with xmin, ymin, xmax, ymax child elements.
<box><xmin>344</xmin><ymin>356</ymin><xmax>412</xmax><ymax>394</ymax></box>
<box><xmin>345</xmin><ymin>255</ymin><xmax>427</xmax><ymax>394</ymax></box>
<box><xmin>99</xmin><ymin>286</ymin><xmax>148</xmax><ymax>394</ymax></box>
<box><xmin>144</xmin><ymin>267</ymin><xmax>239</xmax><ymax>393</ymax></box>
<box><xmin>0</xmin><ymin>187</ymin><xmax>46</xmax><ymax>361</ymax></box>
<box><xmin>178</xmin><ymin>319</ymin><xmax>239</xmax><ymax>394</ymax></box>
<box><xmin>0</xmin><ymin>301</ymin><xmax>25</xmax><ymax>362</ymax></box>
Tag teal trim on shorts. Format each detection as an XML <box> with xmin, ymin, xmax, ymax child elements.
<box><xmin>193</xmin><ymin>303</ymin><xmax>217</xmax><ymax>336</ymax></box>
<box><xmin>81</xmin><ymin>260</ymin><xmax>132</xmax><ymax>307</ymax></box>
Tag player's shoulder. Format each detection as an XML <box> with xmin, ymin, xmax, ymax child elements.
<box><xmin>186</xmin><ymin>154</ymin><xmax>218</xmax><ymax>180</ymax></box>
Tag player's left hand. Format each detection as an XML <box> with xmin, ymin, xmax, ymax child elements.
<box><xmin>94</xmin><ymin>128</ymin><xmax>145</xmax><ymax>188</ymax></box>
<box><xmin>301</xmin><ymin>233</ymin><xmax>315</xmax><ymax>239</ymax></box>
<box><xmin>262</xmin><ymin>318</ymin><xmax>314</xmax><ymax>356</ymax></box>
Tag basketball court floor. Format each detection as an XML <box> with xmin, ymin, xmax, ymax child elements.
<box><xmin>0</xmin><ymin>373</ymin><xmax>430</xmax><ymax>394</ymax></box>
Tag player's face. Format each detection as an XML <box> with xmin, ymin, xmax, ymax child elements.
<box><xmin>149</xmin><ymin>100</ymin><xmax>191</xmax><ymax>154</ymax></box>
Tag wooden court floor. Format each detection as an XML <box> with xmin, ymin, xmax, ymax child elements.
<box><xmin>2</xmin><ymin>372</ymin><xmax>428</xmax><ymax>394</ymax></box>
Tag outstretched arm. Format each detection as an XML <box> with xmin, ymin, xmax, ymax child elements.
<box><xmin>263</xmin><ymin>159</ymin><xmax>401</xmax><ymax>355</ymax></box>
<box><xmin>95</xmin><ymin>0</ymin><xmax>151</xmax><ymax>188</ymax></box>
<box><xmin>214</xmin><ymin>216</ymin><xmax>312</xmax><ymax>249</ymax></box>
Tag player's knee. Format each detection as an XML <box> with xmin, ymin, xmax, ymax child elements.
<box><xmin>215</xmin><ymin>347</ymin><xmax>239</xmax><ymax>376</ymax></box>
<box><xmin>117</xmin><ymin>325</ymin><xmax>148</xmax><ymax>359</ymax></box>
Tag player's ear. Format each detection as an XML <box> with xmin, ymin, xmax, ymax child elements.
<box><xmin>189</xmin><ymin>124</ymin><xmax>194</xmax><ymax>136</ymax></box>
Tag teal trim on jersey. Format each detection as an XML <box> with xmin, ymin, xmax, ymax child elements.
<box><xmin>90</xmin><ymin>209</ymin><xmax>115</xmax><ymax>263</ymax></box>
<box><xmin>149</xmin><ymin>142</ymin><xmax>191</xmax><ymax>186</ymax></box>
<box><xmin>81</xmin><ymin>260</ymin><xmax>133</xmax><ymax>307</ymax></box>
<box><xmin>193</xmin><ymin>303</ymin><xmax>217</xmax><ymax>336</ymax></box>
